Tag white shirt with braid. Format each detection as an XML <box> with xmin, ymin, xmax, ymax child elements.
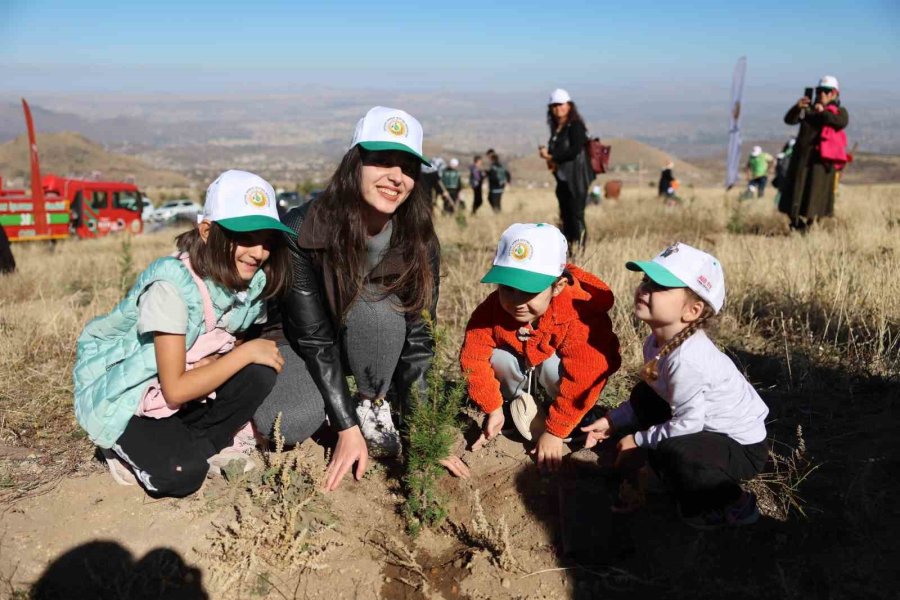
<box><xmin>608</xmin><ymin>330</ymin><xmax>768</xmax><ymax>449</ymax></box>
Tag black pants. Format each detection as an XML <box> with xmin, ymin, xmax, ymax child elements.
<box><xmin>628</xmin><ymin>382</ymin><xmax>768</xmax><ymax>516</ymax></box>
<box><xmin>488</xmin><ymin>189</ymin><xmax>504</xmax><ymax>213</ymax></box>
<box><xmin>555</xmin><ymin>179</ymin><xmax>586</xmax><ymax>247</ymax></box>
<box><xmin>471</xmin><ymin>185</ymin><xmax>484</xmax><ymax>214</ymax></box>
<box><xmin>112</xmin><ymin>364</ymin><xmax>276</xmax><ymax>498</ymax></box>
<box><xmin>442</xmin><ymin>187</ymin><xmax>461</xmax><ymax>214</ymax></box>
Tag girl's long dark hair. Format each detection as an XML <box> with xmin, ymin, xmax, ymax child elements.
<box><xmin>314</xmin><ymin>146</ymin><xmax>437</xmax><ymax>320</ymax></box>
<box><xmin>547</xmin><ymin>101</ymin><xmax>586</xmax><ymax>132</ymax></box>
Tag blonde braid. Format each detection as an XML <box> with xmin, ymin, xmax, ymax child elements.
<box><xmin>640</xmin><ymin>307</ymin><xmax>714</xmax><ymax>382</ymax></box>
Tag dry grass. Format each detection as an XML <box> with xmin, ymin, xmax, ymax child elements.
<box><xmin>1</xmin><ymin>182</ymin><xmax>898</xmax><ymax>501</ymax></box>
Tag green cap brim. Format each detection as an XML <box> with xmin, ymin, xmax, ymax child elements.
<box><xmin>481</xmin><ymin>265</ymin><xmax>557</xmax><ymax>293</ymax></box>
<box><xmin>216</xmin><ymin>215</ymin><xmax>297</xmax><ymax>237</ymax></box>
<box><xmin>357</xmin><ymin>141</ymin><xmax>431</xmax><ymax>167</ymax></box>
<box><xmin>625</xmin><ymin>260</ymin><xmax>686</xmax><ymax>287</ymax></box>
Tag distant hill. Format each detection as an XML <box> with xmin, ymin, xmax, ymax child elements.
<box><xmin>0</xmin><ymin>132</ymin><xmax>189</xmax><ymax>188</ymax></box>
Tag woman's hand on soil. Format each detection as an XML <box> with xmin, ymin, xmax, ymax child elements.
<box><xmin>238</xmin><ymin>339</ymin><xmax>284</xmax><ymax>373</ymax></box>
<box><xmin>324</xmin><ymin>425</ymin><xmax>369</xmax><ymax>492</ymax></box>
<box><xmin>581</xmin><ymin>416</ymin><xmax>612</xmax><ymax>449</ymax></box>
<box><xmin>531</xmin><ymin>432</ymin><xmax>564</xmax><ymax>473</ymax></box>
<box><xmin>471</xmin><ymin>408</ymin><xmax>504</xmax><ymax>451</ymax></box>
<box><xmin>439</xmin><ymin>455</ymin><xmax>471</xmax><ymax>479</ymax></box>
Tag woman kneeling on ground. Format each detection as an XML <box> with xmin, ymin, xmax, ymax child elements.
<box><xmin>254</xmin><ymin>106</ymin><xmax>470</xmax><ymax>491</ymax></box>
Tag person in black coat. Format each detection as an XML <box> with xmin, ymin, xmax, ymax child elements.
<box><xmin>0</xmin><ymin>224</ymin><xmax>15</xmax><ymax>274</ymax></box>
<box><xmin>539</xmin><ymin>88</ymin><xmax>594</xmax><ymax>249</ymax></box>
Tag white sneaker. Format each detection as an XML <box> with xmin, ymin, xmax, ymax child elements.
<box><xmin>101</xmin><ymin>448</ymin><xmax>137</xmax><ymax>486</ymax></box>
<box><xmin>207</xmin><ymin>448</ymin><xmax>258</xmax><ymax>477</ymax></box>
<box><xmin>356</xmin><ymin>397</ymin><xmax>402</xmax><ymax>458</ymax></box>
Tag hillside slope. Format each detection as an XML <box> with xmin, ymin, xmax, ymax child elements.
<box><xmin>0</xmin><ymin>132</ymin><xmax>189</xmax><ymax>188</ymax></box>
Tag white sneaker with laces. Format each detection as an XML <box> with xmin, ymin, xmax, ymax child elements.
<box><xmin>356</xmin><ymin>397</ymin><xmax>402</xmax><ymax>458</ymax></box>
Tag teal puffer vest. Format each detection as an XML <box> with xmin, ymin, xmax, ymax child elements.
<box><xmin>73</xmin><ymin>256</ymin><xmax>266</xmax><ymax>448</ymax></box>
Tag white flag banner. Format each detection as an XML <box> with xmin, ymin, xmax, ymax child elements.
<box><xmin>726</xmin><ymin>56</ymin><xmax>747</xmax><ymax>189</ymax></box>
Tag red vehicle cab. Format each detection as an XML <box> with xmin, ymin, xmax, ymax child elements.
<box><xmin>44</xmin><ymin>176</ymin><xmax>144</xmax><ymax>238</ymax></box>
<box><xmin>0</xmin><ymin>99</ymin><xmax>144</xmax><ymax>242</ymax></box>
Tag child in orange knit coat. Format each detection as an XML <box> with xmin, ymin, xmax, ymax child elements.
<box><xmin>461</xmin><ymin>223</ymin><xmax>621</xmax><ymax>471</ymax></box>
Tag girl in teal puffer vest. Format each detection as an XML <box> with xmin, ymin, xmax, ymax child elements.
<box><xmin>73</xmin><ymin>170</ymin><xmax>294</xmax><ymax>498</ymax></box>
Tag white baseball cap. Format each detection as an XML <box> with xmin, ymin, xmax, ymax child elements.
<box><xmin>751</xmin><ymin>146</ymin><xmax>762</xmax><ymax>157</ymax></box>
<box><xmin>818</xmin><ymin>75</ymin><xmax>840</xmax><ymax>91</ymax></box>
<box><xmin>549</xmin><ymin>88</ymin><xmax>572</xmax><ymax>105</ymax></box>
<box><xmin>449</xmin><ymin>158</ymin><xmax>459</xmax><ymax>168</ymax></box>
<box><xmin>350</xmin><ymin>106</ymin><xmax>430</xmax><ymax>166</ymax></box>
<box><xmin>200</xmin><ymin>170</ymin><xmax>295</xmax><ymax>236</ymax></box>
<box><xmin>626</xmin><ymin>242</ymin><xmax>726</xmax><ymax>313</ymax></box>
<box><xmin>481</xmin><ymin>223</ymin><xmax>568</xmax><ymax>293</ymax></box>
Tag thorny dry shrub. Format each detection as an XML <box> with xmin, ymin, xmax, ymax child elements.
<box><xmin>746</xmin><ymin>426</ymin><xmax>818</xmax><ymax>521</ymax></box>
<box><xmin>202</xmin><ymin>414</ymin><xmax>341</xmax><ymax>595</ymax></box>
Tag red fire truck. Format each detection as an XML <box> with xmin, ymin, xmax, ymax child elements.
<box><xmin>0</xmin><ymin>99</ymin><xmax>144</xmax><ymax>242</ymax></box>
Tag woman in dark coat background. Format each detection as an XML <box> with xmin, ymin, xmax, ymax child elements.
<box><xmin>778</xmin><ymin>75</ymin><xmax>849</xmax><ymax>230</ymax></box>
<box><xmin>539</xmin><ymin>88</ymin><xmax>594</xmax><ymax>249</ymax></box>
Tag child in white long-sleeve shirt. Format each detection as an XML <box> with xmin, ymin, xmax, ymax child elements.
<box><xmin>582</xmin><ymin>242</ymin><xmax>769</xmax><ymax>528</ymax></box>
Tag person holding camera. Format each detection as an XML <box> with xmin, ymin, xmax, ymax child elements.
<box><xmin>777</xmin><ymin>75</ymin><xmax>849</xmax><ymax>231</ymax></box>
<box><xmin>539</xmin><ymin>89</ymin><xmax>594</xmax><ymax>250</ymax></box>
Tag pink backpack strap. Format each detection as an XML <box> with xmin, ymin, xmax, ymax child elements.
<box><xmin>176</xmin><ymin>253</ymin><xmax>217</xmax><ymax>333</ymax></box>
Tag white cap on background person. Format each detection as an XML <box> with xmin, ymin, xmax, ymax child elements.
<box><xmin>818</xmin><ymin>75</ymin><xmax>840</xmax><ymax>92</ymax></box>
<box><xmin>548</xmin><ymin>88</ymin><xmax>572</xmax><ymax>105</ymax></box>
<box><xmin>788</xmin><ymin>138</ymin><xmax>796</xmax><ymax>147</ymax></box>
<box><xmin>350</xmin><ymin>106</ymin><xmax>430</xmax><ymax>166</ymax></box>
<box><xmin>200</xmin><ymin>169</ymin><xmax>296</xmax><ymax>236</ymax></box>
<box><xmin>449</xmin><ymin>158</ymin><xmax>459</xmax><ymax>168</ymax></box>
<box><xmin>751</xmin><ymin>146</ymin><xmax>762</xmax><ymax>157</ymax></box>
<box><xmin>481</xmin><ymin>223</ymin><xmax>568</xmax><ymax>293</ymax></box>
<box><xmin>626</xmin><ymin>242</ymin><xmax>726</xmax><ymax>314</ymax></box>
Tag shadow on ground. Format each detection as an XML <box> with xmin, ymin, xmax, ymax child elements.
<box><xmin>514</xmin><ymin>345</ymin><xmax>900</xmax><ymax>600</ymax></box>
<box><xmin>30</xmin><ymin>541</ymin><xmax>207</xmax><ymax>600</ymax></box>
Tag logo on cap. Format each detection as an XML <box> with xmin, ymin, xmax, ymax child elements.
<box><xmin>661</xmin><ymin>243</ymin><xmax>680</xmax><ymax>258</ymax></box>
<box><xmin>245</xmin><ymin>186</ymin><xmax>269</xmax><ymax>208</ymax></box>
<box><xmin>509</xmin><ymin>239</ymin><xmax>533</xmax><ymax>262</ymax></box>
<box><xmin>384</xmin><ymin>117</ymin><xmax>408</xmax><ymax>138</ymax></box>
<box><xmin>697</xmin><ymin>274</ymin><xmax>712</xmax><ymax>291</ymax></box>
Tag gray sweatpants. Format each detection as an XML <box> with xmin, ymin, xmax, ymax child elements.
<box><xmin>491</xmin><ymin>347</ymin><xmax>561</xmax><ymax>402</ymax></box>
<box><xmin>253</xmin><ymin>293</ymin><xmax>406</xmax><ymax>445</ymax></box>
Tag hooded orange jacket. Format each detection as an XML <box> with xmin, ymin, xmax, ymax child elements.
<box><xmin>460</xmin><ymin>264</ymin><xmax>621</xmax><ymax>438</ymax></box>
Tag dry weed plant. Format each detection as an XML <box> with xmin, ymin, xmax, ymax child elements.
<box><xmin>746</xmin><ymin>425</ymin><xmax>817</xmax><ymax>521</ymax></box>
<box><xmin>457</xmin><ymin>489</ymin><xmax>519</xmax><ymax>572</ymax></box>
<box><xmin>366</xmin><ymin>530</ymin><xmax>433</xmax><ymax>594</ymax></box>
<box><xmin>202</xmin><ymin>413</ymin><xmax>340</xmax><ymax>597</ymax></box>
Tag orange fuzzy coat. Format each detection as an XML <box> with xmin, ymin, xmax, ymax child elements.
<box><xmin>460</xmin><ymin>265</ymin><xmax>621</xmax><ymax>438</ymax></box>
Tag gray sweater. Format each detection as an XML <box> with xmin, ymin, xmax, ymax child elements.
<box><xmin>608</xmin><ymin>331</ymin><xmax>768</xmax><ymax>448</ymax></box>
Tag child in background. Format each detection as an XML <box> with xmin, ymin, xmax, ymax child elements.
<box><xmin>469</xmin><ymin>155</ymin><xmax>487</xmax><ymax>215</ymax></box>
<box><xmin>462</xmin><ymin>223</ymin><xmax>620</xmax><ymax>471</ymax></box>
<box><xmin>486</xmin><ymin>150</ymin><xmax>510</xmax><ymax>213</ymax></box>
<box><xmin>582</xmin><ymin>242</ymin><xmax>769</xmax><ymax>528</ymax></box>
<box><xmin>441</xmin><ymin>157</ymin><xmax>463</xmax><ymax>214</ymax></box>
<box><xmin>73</xmin><ymin>170</ymin><xmax>294</xmax><ymax>497</ymax></box>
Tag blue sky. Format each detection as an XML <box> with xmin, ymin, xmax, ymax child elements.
<box><xmin>1</xmin><ymin>0</ymin><xmax>897</xmax><ymax>95</ymax></box>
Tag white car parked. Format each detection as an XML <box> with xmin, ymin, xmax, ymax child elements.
<box><xmin>141</xmin><ymin>197</ymin><xmax>155</xmax><ymax>222</ymax></box>
<box><xmin>152</xmin><ymin>199</ymin><xmax>202</xmax><ymax>223</ymax></box>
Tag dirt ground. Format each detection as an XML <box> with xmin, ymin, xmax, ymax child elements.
<box><xmin>4</xmin><ymin>355</ymin><xmax>899</xmax><ymax>600</ymax></box>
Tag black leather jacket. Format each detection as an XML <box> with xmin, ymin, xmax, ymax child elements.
<box><xmin>273</xmin><ymin>201</ymin><xmax>439</xmax><ymax>431</ymax></box>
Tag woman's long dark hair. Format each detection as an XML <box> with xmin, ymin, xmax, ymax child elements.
<box><xmin>546</xmin><ymin>101</ymin><xmax>586</xmax><ymax>132</ymax></box>
<box><xmin>314</xmin><ymin>145</ymin><xmax>437</xmax><ymax>320</ymax></box>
